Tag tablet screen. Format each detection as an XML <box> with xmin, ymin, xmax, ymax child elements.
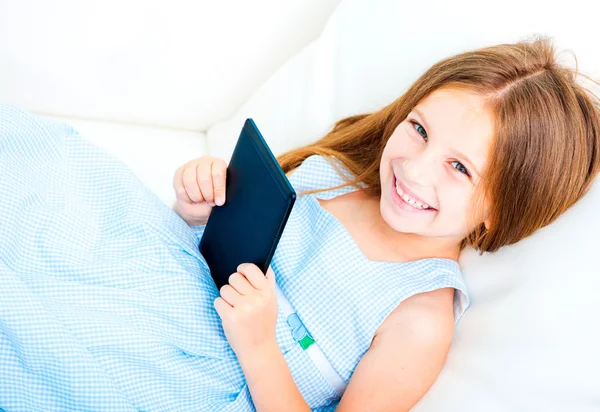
<box><xmin>199</xmin><ymin>119</ymin><xmax>296</xmax><ymax>290</ymax></box>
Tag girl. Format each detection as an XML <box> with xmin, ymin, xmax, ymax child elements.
<box><xmin>1</xmin><ymin>35</ymin><xmax>599</xmax><ymax>411</ymax></box>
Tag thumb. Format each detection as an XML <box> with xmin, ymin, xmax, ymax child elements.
<box><xmin>265</xmin><ymin>266</ymin><xmax>276</xmax><ymax>288</ymax></box>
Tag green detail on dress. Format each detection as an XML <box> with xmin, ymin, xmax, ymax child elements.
<box><xmin>299</xmin><ymin>335</ymin><xmax>315</xmax><ymax>350</ymax></box>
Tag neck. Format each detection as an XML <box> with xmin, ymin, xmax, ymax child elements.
<box><xmin>381</xmin><ymin>224</ymin><xmax>461</xmax><ymax>262</ymax></box>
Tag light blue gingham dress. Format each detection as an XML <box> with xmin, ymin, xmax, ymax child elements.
<box><xmin>0</xmin><ymin>104</ymin><xmax>470</xmax><ymax>411</ymax></box>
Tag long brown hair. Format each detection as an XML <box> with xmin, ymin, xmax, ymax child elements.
<box><xmin>276</xmin><ymin>35</ymin><xmax>600</xmax><ymax>254</ymax></box>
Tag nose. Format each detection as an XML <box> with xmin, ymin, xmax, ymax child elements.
<box><xmin>403</xmin><ymin>150</ymin><xmax>438</xmax><ymax>187</ymax></box>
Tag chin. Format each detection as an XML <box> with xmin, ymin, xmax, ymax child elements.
<box><xmin>379</xmin><ymin>200</ymin><xmax>413</xmax><ymax>233</ymax></box>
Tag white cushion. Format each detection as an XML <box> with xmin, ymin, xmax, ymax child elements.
<box><xmin>207</xmin><ymin>0</ymin><xmax>600</xmax><ymax>410</ymax></box>
<box><xmin>0</xmin><ymin>0</ymin><xmax>340</xmax><ymax>130</ymax></box>
<box><xmin>207</xmin><ymin>1</ymin><xmax>600</xmax><ymax>161</ymax></box>
<box><xmin>39</xmin><ymin>114</ymin><xmax>208</xmax><ymax>208</ymax></box>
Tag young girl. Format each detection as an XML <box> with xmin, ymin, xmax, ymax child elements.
<box><xmin>0</xmin><ymin>36</ymin><xmax>598</xmax><ymax>411</ymax></box>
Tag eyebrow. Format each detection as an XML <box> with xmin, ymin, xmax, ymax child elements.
<box><xmin>413</xmin><ymin>107</ymin><xmax>482</xmax><ymax>176</ymax></box>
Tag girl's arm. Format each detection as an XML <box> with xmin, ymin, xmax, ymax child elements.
<box><xmin>213</xmin><ymin>263</ymin><xmax>309</xmax><ymax>411</ymax></box>
<box><xmin>236</xmin><ymin>286</ymin><xmax>455</xmax><ymax>412</ymax></box>
<box><xmin>336</xmin><ymin>287</ymin><xmax>455</xmax><ymax>412</ymax></box>
<box><xmin>237</xmin><ymin>340</ymin><xmax>310</xmax><ymax>412</ymax></box>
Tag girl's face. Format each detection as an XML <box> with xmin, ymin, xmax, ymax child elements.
<box><xmin>379</xmin><ymin>87</ymin><xmax>494</xmax><ymax>242</ymax></box>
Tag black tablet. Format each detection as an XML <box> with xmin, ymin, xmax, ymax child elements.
<box><xmin>199</xmin><ymin>119</ymin><xmax>296</xmax><ymax>290</ymax></box>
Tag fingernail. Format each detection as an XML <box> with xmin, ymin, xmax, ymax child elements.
<box><xmin>215</xmin><ymin>196</ymin><xmax>223</xmax><ymax>206</ymax></box>
<box><xmin>208</xmin><ymin>202</ymin><xmax>216</xmax><ymax>207</ymax></box>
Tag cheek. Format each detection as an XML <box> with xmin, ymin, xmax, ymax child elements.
<box><xmin>383</xmin><ymin>126</ymin><xmax>415</xmax><ymax>157</ymax></box>
<box><xmin>439</xmin><ymin>186</ymin><xmax>473</xmax><ymax>219</ymax></box>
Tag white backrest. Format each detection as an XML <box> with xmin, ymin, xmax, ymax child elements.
<box><xmin>0</xmin><ymin>0</ymin><xmax>341</xmax><ymax>130</ymax></box>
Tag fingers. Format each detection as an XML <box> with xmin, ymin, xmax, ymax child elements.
<box><xmin>219</xmin><ymin>284</ymin><xmax>241</xmax><ymax>307</ymax></box>
<box><xmin>236</xmin><ymin>263</ymin><xmax>267</xmax><ymax>290</ymax></box>
<box><xmin>173</xmin><ymin>165</ymin><xmax>192</xmax><ymax>203</ymax></box>
<box><xmin>214</xmin><ymin>296</ymin><xmax>232</xmax><ymax>314</ymax></box>
<box><xmin>211</xmin><ymin>159</ymin><xmax>227</xmax><ymax>206</ymax></box>
<box><xmin>228</xmin><ymin>272</ymin><xmax>254</xmax><ymax>295</ymax></box>
<box><xmin>218</xmin><ymin>265</ymin><xmax>273</xmax><ymax>309</ymax></box>
<box><xmin>172</xmin><ymin>156</ymin><xmax>228</xmax><ymax>206</ymax></box>
<box><xmin>184</xmin><ymin>166</ymin><xmax>203</xmax><ymax>202</ymax></box>
<box><xmin>196</xmin><ymin>157</ymin><xmax>227</xmax><ymax>205</ymax></box>
<box><xmin>196</xmin><ymin>161</ymin><xmax>214</xmax><ymax>204</ymax></box>
<box><xmin>265</xmin><ymin>266</ymin><xmax>276</xmax><ymax>288</ymax></box>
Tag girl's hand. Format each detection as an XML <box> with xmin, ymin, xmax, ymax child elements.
<box><xmin>214</xmin><ymin>263</ymin><xmax>279</xmax><ymax>359</ymax></box>
<box><xmin>172</xmin><ymin>156</ymin><xmax>228</xmax><ymax>226</ymax></box>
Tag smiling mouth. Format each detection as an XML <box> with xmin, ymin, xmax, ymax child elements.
<box><xmin>392</xmin><ymin>176</ymin><xmax>437</xmax><ymax>212</ymax></box>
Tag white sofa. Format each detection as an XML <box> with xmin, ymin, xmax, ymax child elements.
<box><xmin>2</xmin><ymin>0</ymin><xmax>600</xmax><ymax>411</ymax></box>
<box><xmin>0</xmin><ymin>0</ymin><xmax>341</xmax><ymax>206</ymax></box>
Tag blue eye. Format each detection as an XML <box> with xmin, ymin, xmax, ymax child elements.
<box><xmin>410</xmin><ymin>120</ymin><xmax>428</xmax><ymax>141</ymax></box>
<box><xmin>451</xmin><ymin>161</ymin><xmax>470</xmax><ymax>177</ymax></box>
<box><xmin>409</xmin><ymin>120</ymin><xmax>471</xmax><ymax>178</ymax></box>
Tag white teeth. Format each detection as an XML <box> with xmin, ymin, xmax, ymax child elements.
<box><xmin>395</xmin><ymin>184</ymin><xmax>431</xmax><ymax>210</ymax></box>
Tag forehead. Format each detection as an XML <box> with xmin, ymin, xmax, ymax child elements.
<box><xmin>414</xmin><ymin>87</ymin><xmax>495</xmax><ymax>170</ymax></box>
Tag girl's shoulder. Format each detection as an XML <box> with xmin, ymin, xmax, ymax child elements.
<box><xmin>286</xmin><ymin>154</ymin><xmax>337</xmax><ymax>178</ymax></box>
<box><xmin>286</xmin><ymin>154</ymin><xmax>365</xmax><ymax>197</ymax></box>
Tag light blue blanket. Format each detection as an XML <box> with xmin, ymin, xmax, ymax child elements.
<box><xmin>0</xmin><ymin>104</ymin><xmax>256</xmax><ymax>411</ymax></box>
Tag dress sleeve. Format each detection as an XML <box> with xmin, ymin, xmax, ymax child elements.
<box><xmin>311</xmin><ymin>400</ymin><xmax>339</xmax><ymax>411</ymax></box>
<box><xmin>188</xmin><ymin>224</ymin><xmax>207</xmax><ymax>244</ymax></box>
